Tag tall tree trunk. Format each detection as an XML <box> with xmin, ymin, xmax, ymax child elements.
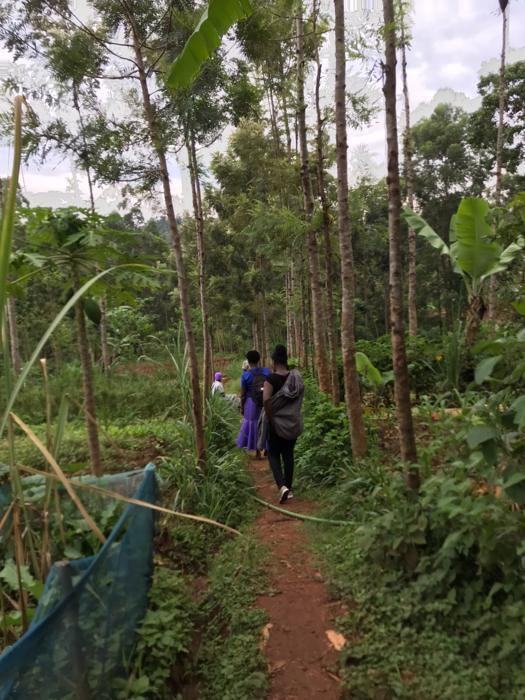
<box><xmin>7</xmin><ymin>298</ymin><xmax>21</xmax><ymax>374</ymax></box>
<box><xmin>334</xmin><ymin>0</ymin><xmax>367</xmax><ymax>456</ymax></box>
<box><xmin>129</xmin><ymin>27</ymin><xmax>205</xmax><ymax>465</ymax></box>
<box><xmin>488</xmin><ymin>3</ymin><xmax>508</xmax><ymax>320</ymax></box>
<box><xmin>73</xmin><ymin>273</ymin><xmax>102</xmax><ymax>476</ymax></box>
<box><xmin>296</xmin><ymin>8</ymin><xmax>330</xmax><ymax>393</ymax></box>
<box><xmin>73</xmin><ymin>85</ymin><xmax>110</xmax><ymax>371</ymax></box>
<box><xmin>314</xmin><ymin>37</ymin><xmax>339</xmax><ymax>403</ymax></box>
<box><xmin>291</xmin><ymin>261</ymin><xmax>302</xmax><ymax>364</ymax></box>
<box><xmin>382</xmin><ymin>0</ymin><xmax>418</xmax><ymax>486</ymax></box>
<box><xmin>400</xmin><ymin>25</ymin><xmax>417</xmax><ymax>337</ymax></box>
<box><xmin>187</xmin><ymin>132</ymin><xmax>213</xmax><ymax>400</ymax></box>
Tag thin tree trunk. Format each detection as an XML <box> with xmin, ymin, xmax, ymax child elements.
<box><xmin>73</xmin><ymin>85</ymin><xmax>111</xmax><ymax>370</ymax></box>
<box><xmin>488</xmin><ymin>4</ymin><xmax>508</xmax><ymax>320</ymax></box>
<box><xmin>296</xmin><ymin>8</ymin><xmax>330</xmax><ymax>393</ymax></box>
<box><xmin>99</xmin><ymin>296</ymin><xmax>110</xmax><ymax>371</ymax></box>
<box><xmin>285</xmin><ymin>270</ymin><xmax>292</xmax><ymax>356</ymax></box>
<box><xmin>7</xmin><ymin>298</ymin><xmax>21</xmax><ymax>374</ymax></box>
<box><xmin>334</xmin><ymin>0</ymin><xmax>367</xmax><ymax>456</ymax></box>
<box><xmin>129</xmin><ymin>27</ymin><xmax>205</xmax><ymax>465</ymax></box>
<box><xmin>73</xmin><ymin>274</ymin><xmax>102</xmax><ymax>476</ymax></box>
<box><xmin>314</xmin><ymin>36</ymin><xmax>339</xmax><ymax>403</ymax></box>
<box><xmin>382</xmin><ymin>0</ymin><xmax>418</xmax><ymax>485</ymax></box>
<box><xmin>300</xmin><ymin>256</ymin><xmax>309</xmax><ymax>371</ymax></box>
<box><xmin>187</xmin><ymin>133</ymin><xmax>213</xmax><ymax>399</ymax></box>
<box><xmin>400</xmin><ymin>26</ymin><xmax>417</xmax><ymax>337</ymax></box>
<box><xmin>291</xmin><ymin>261</ymin><xmax>302</xmax><ymax>364</ymax></box>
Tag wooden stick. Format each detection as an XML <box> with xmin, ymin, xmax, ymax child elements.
<box><xmin>12</xmin><ymin>504</ymin><xmax>28</xmax><ymax>631</ymax></box>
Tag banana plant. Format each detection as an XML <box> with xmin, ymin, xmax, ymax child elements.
<box><xmin>404</xmin><ymin>197</ymin><xmax>524</xmax><ymax>347</ymax></box>
<box><xmin>166</xmin><ymin>0</ymin><xmax>253</xmax><ymax>90</ymax></box>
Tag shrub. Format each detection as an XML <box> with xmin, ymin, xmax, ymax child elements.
<box><xmin>296</xmin><ymin>391</ymin><xmax>353</xmax><ymax>489</ymax></box>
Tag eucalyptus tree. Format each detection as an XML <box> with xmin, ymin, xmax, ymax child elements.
<box><xmin>488</xmin><ymin>0</ymin><xmax>509</xmax><ymax>319</ymax></box>
<box><xmin>295</xmin><ymin>3</ymin><xmax>330</xmax><ymax>393</ymax></box>
<box><xmin>382</xmin><ymin>0</ymin><xmax>418</xmax><ymax>484</ymax></box>
<box><xmin>312</xmin><ymin>0</ymin><xmax>339</xmax><ymax>402</ymax></box>
<box><xmin>397</xmin><ymin>0</ymin><xmax>417</xmax><ymax>336</ymax></box>
<box><xmin>333</xmin><ymin>0</ymin><xmax>366</xmax><ymax>457</ymax></box>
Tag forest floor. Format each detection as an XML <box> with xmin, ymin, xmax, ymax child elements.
<box><xmin>249</xmin><ymin>458</ymin><xmax>344</xmax><ymax>700</ymax></box>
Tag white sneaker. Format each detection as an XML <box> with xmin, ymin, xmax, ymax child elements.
<box><xmin>279</xmin><ymin>486</ymin><xmax>289</xmax><ymax>504</ymax></box>
<box><xmin>287</xmin><ymin>491</ymin><xmax>294</xmax><ymax>501</ymax></box>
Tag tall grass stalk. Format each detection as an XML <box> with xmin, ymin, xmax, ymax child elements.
<box><xmin>0</xmin><ymin>95</ymin><xmax>23</xmax><ymax>331</ymax></box>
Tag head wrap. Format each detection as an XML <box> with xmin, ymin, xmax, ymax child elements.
<box><xmin>214</xmin><ymin>372</ymin><xmax>222</xmax><ymax>381</ymax></box>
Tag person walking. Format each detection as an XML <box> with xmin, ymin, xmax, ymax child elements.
<box><xmin>211</xmin><ymin>371</ymin><xmax>225</xmax><ymax>396</ymax></box>
<box><xmin>258</xmin><ymin>345</ymin><xmax>304</xmax><ymax>503</ymax></box>
<box><xmin>237</xmin><ymin>350</ymin><xmax>270</xmax><ymax>459</ymax></box>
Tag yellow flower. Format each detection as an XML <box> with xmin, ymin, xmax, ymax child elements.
<box><xmin>435</xmin><ymin>354</ymin><xmax>444</xmax><ymax>362</ymax></box>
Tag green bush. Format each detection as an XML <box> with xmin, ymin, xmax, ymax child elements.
<box><xmin>295</xmin><ymin>390</ymin><xmax>353</xmax><ymax>489</ymax></box>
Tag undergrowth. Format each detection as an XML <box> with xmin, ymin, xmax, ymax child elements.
<box><xmin>305</xmin><ymin>381</ymin><xmax>525</xmax><ymax>699</ymax></box>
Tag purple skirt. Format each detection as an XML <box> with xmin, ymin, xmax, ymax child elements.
<box><xmin>237</xmin><ymin>397</ymin><xmax>261</xmax><ymax>451</ymax></box>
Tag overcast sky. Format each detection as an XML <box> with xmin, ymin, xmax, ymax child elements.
<box><xmin>1</xmin><ymin>0</ymin><xmax>524</xmax><ymax>213</ymax></box>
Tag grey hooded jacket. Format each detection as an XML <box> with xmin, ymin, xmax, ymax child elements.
<box><xmin>257</xmin><ymin>369</ymin><xmax>305</xmax><ymax>449</ymax></box>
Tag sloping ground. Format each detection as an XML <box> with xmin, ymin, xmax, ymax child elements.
<box><xmin>249</xmin><ymin>458</ymin><xmax>343</xmax><ymax>700</ymax></box>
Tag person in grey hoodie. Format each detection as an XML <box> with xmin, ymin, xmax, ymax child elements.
<box><xmin>258</xmin><ymin>344</ymin><xmax>304</xmax><ymax>503</ymax></box>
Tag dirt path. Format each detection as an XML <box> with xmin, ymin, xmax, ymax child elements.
<box><xmin>249</xmin><ymin>458</ymin><xmax>343</xmax><ymax>700</ymax></box>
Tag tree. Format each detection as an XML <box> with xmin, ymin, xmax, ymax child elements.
<box><xmin>470</xmin><ymin>61</ymin><xmax>525</xmax><ymax>198</ymax></box>
<box><xmin>21</xmin><ymin>207</ymin><xmax>126</xmax><ymax>475</ymax></box>
<box><xmin>313</xmin><ymin>0</ymin><xmax>339</xmax><ymax>402</ymax></box>
<box><xmin>405</xmin><ymin>197</ymin><xmax>524</xmax><ymax>348</ymax></box>
<box><xmin>488</xmin><ymin>0</ymin><xmax>509</xmax><ymax>319</ymax></box>
<box><xmin>1</xmin><ymin>0</ymin><xmax>254</xmax><ymax>467</ymax></box>
<box><xmin>398</xmin><ymin>0</ymin><xmax>417</xmax><ymax>336</ymax></box>
<box><xmin>382</xmin><ymin>0</ymin><xmax>418</xmax><ymax>484</ymax></box>
<box><xmin>333</xmin><ymin>0</ymin><xmax>366</xmax><ymax>457</ymax></box>
<box><xmin>295</xmin><ymin>4</ymin><xmax>330</xmax><ymax>394</ymax></box>
<box><xmin>411</xmin><ymin>103</ymin><xmax>482</xmax><ymax>325</ymax></box>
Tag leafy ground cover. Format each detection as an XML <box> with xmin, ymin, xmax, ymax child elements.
<box><xmin>297</xmin><ymin>353</ymin><xmax>525</xmax><ymax>699</ymax></box>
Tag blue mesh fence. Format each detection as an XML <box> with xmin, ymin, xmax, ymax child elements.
<box><xmin>0</xmin><ymin>463</ymin><xmax>158</xmax><ymax>699</ymax></box>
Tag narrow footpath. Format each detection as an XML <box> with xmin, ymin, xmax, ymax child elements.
<box><xmin>249</xmin><ymin>458</ymin><xmax>343</xmax><ymax>700</ymax></box>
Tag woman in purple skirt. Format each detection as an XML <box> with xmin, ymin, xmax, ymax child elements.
<box><xmin>237</xmin><ymin>350</ymin><xmax>270</xmax><ymax>459</ymax></box>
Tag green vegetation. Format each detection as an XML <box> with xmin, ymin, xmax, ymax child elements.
<box><xmin>0</xmin><ymin>0</ymin><xmax>524</xmax><ymax>697</ymax></box>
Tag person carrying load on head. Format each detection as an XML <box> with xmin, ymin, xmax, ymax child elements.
<box><xmin>211</xmin><ymin>371</ymin><xmax>225</xmax><ymax>396</ymax></box>
<box><xmin>237</xmin><ymin>350</ymin><xmax>270</xmax><ymax>459</ymax></box>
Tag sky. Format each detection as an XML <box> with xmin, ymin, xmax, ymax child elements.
<box><xmin>1</xmin><ymin>0</ymin><xmax>524</xmax><ymax>214</ymax></box>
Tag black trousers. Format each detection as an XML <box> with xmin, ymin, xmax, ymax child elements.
<box><xmin>268</xmin><ymin>429</ymin><xmax>296</xmax><ymax>490</ymax></box>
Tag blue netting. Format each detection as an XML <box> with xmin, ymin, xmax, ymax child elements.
<box><xmin>0</xmin><ymin>463</ymin><xmax>157</xmax><ymax>699</ymax></box>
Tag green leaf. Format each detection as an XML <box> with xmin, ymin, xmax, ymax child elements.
<box><xmin>83</xmin><ymin>297</ymin><xmax>101</xmax><ymax>326</ymax></box>
<box><xmin>0</xmin><ymin>559</ymin><xmax>43</xmax><ymax>599</ymax></box>
<box><xmin>166</xmin><ymin>0</ymin><xmax>253</xmax><ymax>90</ymax></box>
<box><xmin>503</xmin><ymin>467</ymin><xmax>525</xmax><ymax>504</ymax></box>
<box><xmin>453</xmin><ymin>198</ymin><xmax>500</xmax><ymax>280</ymax></box>
<box><xmin>403</xmin><ymin>208</ymin><xmax>450</xmax><ymax>256</ymax></box>
<box><xmin>510</xmin><ymin>395</ymin><xmax>525</xmax><ymax>428</ymax></box>
<box><xmin>511</xmin><ymin>297</ymin><xmax>525</xmax><ymax>316</ymax></box>
<box><xmin>466</xmin><ymin>425</ymin><xmax>497</xmax><ymax>449</ymax></box>
<box><xmin>474</xmin><ymin>355</ymin><xmax>502</xmax><ymax>384</ymax></box>
<box><xmin>355</xmin><ymin>352</ymin><xmax>382</xmax><ymax>387</ymax></box>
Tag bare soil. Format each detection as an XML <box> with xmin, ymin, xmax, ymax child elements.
<box><xmin>249</xmin><ymin>458</ymin><xmax>343</xmax><ymax>700</ymax></box>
